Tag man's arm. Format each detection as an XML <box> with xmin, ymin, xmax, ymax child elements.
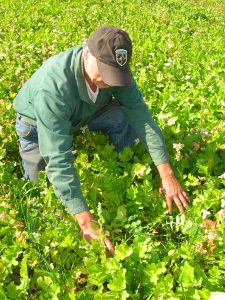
<box><xmin>34</xmin><ymin>90</ymin><xmax>88</xmax><ymax>215</ymax></box>
<box><xmin>114</xmin><ymin>79</ymin><xmax>168</xmax><ymax>166</ymax></box>
<box><xmin>35</xmin><ymin>89</ymin><xmax>114</xmax><ymax>254</ymax></box>
<box><xmin>114</xmin><ymin>79</ymin><xmax>189</xmax><ymax>213</ymax></box>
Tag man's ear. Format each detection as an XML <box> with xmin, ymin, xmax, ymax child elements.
<box><xmin>83</xmin><ymin>46</ymin><xmax>90</xmax><ymax>61</ymax></box>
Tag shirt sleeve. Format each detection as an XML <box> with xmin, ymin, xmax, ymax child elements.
<box><xmin>34</xmin><ymin>89</ymin><xmax>88</xmax><ymax>214</ymax></box>
<box><xmin>113</xmin><ymin>79</ymin><xmax>168</xmax><ymax>166</ymax></box>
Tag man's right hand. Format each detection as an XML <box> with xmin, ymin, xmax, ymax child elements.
<box><xmin>75</xmin><ymin>210</ymin><xmax>115</xmax><ymax>255</ymax></box>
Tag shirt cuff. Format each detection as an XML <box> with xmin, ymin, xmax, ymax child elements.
<box><xmin>62</xmin><ymin>198</ymin><xmax>89</xmax><ymax>215</ymax></box>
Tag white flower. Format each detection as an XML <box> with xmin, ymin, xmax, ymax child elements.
<box><xmin>199</xmin><ymin>129</ymin><xmax>211</xmax><ymax>137</ymax></box>
<box><xmin>207</xmin><ymin>230</ymin><xmax>216</xmax><ymax>240</ymax></box>
<box><xmin>167</xmin><ymin>43</ymin><xmax>174</xmax><ymax>49</ymax></box>
<box><xmin>218</xmin><ymin>209</ymin><xmax>225</xmax><ymax>222</ymax></box>
<box><xmin>50</xmin><ymin>242</ymin><xmax>58</xmax><ymax>247</ymax></box>
<box><xmin>15</xmin><ymin>68</ymin><xmax>22</xmax><ymax>76</ymax></box>
<box><xmin>44</xmin><ymin>246</ymin><xmax>49</xmax><ymax>251</ymax></box>
<box><xmin>134</xmin><ymin>138</ymin><xmax>140</xmax><ymax>145</ymax></box>
<box><xmin>164</xmin><ymin>62</ymin><xmax>171</xmax><ymax>67</ymax></box>
<box><xmin>31</xmin><ymin>232</ymin><xmax>40</xmax><ymax>238</ymax></box>
<box><xmin>80</xmin><ymin>125</ymin><xmax>88</xmax><ymax>133</ymax></box>
<box><xmin>218</xmin><ymin>173</ymin><xmax>225</xmax><ymax>179</ymax></box>
<box><xmin>49</xmin><ymin>263</ymin><xmax>54</xmax><ymax>270</ymax></box>
<box><xmin>209</xmin><ymin>292</ymin><xmax>225</xmax><ymax>300</ymax></box>
<box><xmin>175</xmin><ymin>154</ymin><xmax>183</xmax><ymax>161</ymax></box>
<box><xmin>173</xmin><ymin>143</ymin><xmax>184</xmax><ymax>152</ymax></box>
<box><xmin>201</xmin><ymin>209</ymin><xmax>211</xmax><ymax>219</ymax></box>
<box><xmin>221</xmin><ymin>199</ymin><xmax>225</xmax><ymax>208</ymax></box>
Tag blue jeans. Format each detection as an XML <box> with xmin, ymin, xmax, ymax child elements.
<box><xmin>15</xmin><ymin>101</ymin><xmax>137</xmax><ymax>182</ymax></box>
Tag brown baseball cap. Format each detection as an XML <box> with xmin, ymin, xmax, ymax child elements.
<box><xmin>87</xmin><ymin>26</ymin><xmax>132</xmax><ymax>87</ymax></box>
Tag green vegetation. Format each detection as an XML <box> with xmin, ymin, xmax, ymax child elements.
<box><xmin>0</xmin><ymin>0</ymin><xmax>225</xmax><ymax>298</ymax></box>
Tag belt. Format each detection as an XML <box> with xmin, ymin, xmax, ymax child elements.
<box><xmin>18</xmin><ymin>114</ymin><xmax>30</xmax><ymax>125</ymax></box>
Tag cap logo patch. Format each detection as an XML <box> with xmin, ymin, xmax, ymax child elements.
<box><xmin>115</xmin><ymin>49</ymin><xmax>127</xmax><ymax>66</ymax></box>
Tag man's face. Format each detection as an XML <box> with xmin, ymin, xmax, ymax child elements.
<box><xmin>84</xmin><ymin>48</ymin><xmax>110</xmax><ymax>89</ymax></box>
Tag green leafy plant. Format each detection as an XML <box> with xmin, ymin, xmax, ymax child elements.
<box><xmin>0</xmin><ymin>0</ymin><xmax>225</xmax><ymax>298</ymax></box>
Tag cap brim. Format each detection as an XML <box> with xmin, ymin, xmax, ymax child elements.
<box><xmin>97</xmin><ymin>60</ymin><xmax>132</xmax><ymax>87</ymax></box>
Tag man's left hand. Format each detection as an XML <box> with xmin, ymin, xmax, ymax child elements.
<box><xmin>157</xmin><ymin>162</ymin><xmax>189</xmax><ymax>214</ymax></box>
<box><xmin>159</xmin><ymin>174</ymin><xmax>189</xmax><ymax>214</ymax></box>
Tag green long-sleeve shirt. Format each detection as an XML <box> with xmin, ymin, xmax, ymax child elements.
<box><xmin>13</xmin><ymin>46</ymin><xmax>168</xmax><ymax>214</ymax></box>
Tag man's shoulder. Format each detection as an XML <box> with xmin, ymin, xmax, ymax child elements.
<box><xmin>42</xmin><ymin>46</ymin><xmax>83</xmax><ymax>68</ymax></box>
<box><xmin>32</xmin><ymin>46</ymin><xmax>83</xmax><ymax>92</ymax></box>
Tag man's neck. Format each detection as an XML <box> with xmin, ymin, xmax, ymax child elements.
<box><xmin>85</xmin><ymin>75</ymin><xmax>97</xmax><ymax>93</ymax></box>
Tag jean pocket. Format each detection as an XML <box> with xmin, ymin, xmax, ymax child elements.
<box><xmin>16</xmin><ymin>116</ymin><xmax>32</xmax><ymax>138</ymax></box>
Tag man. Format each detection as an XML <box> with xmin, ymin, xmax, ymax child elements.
<box><xmin>14</xmin><ymin>26</ymin><xmax>189</xmax><ymax>255</ymax></box>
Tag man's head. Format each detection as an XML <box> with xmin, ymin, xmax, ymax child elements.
<box><xmin>84</xmin><ymin>26</ymin><xmax>132</xmax><ymax>88</ymax></box>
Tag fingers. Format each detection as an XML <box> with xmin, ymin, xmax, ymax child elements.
<box><xmin>173</xmin><ymin>196</ymin><xmax>185</xmax><ymax>214</ymax></box>
<box><xmin>159</xmin><ymin>187</ymin><xmax>164</xmax><ymax>194</ymax></box>
<box><xmin>166</xmin><ymin>195</ymin><xmax>185</xmax><ymax>214</ymax></box>
<box><xmin>166</xmin><ymin>197</ymin><xmax>173</xmax><ymax>214</ymax></box>
<box><xmin>82</xmin><ymin>225</ymin><xmax>115</xmax><ymax>255</ymax></box>
<box><xmin>179</xmin><ymin>190</ymin><xmax>189</xmax><ymax>206</ymax></box>
<box><xmin>166</xmin><ymin>190</ymin><xmax>189</xmax><ymax>214</ymax></box>
<box><xmin>104</xmin><ymin>236</ymin><xmax>115</xmax><ymax>256</ymax></box>
<box><xmin>161</xmin><ymin>177</ymin><xmax>190</xmax><ymax>214</ymax></box>
<box><xmin>182</xmin><ymin>190</ymin><xmax>190</xmax><ymax>203</ymax></box>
